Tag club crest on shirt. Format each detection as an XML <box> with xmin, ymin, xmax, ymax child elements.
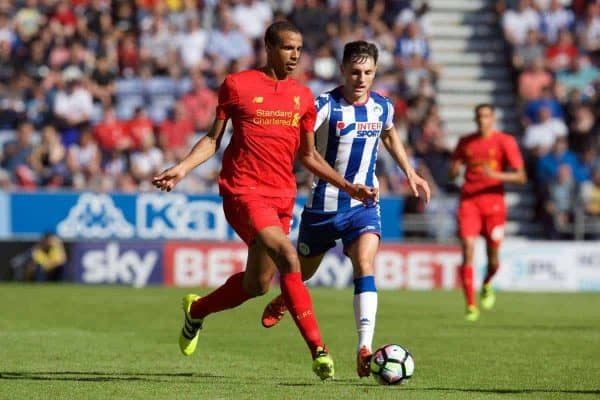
<box><xmin>291</xmin><ymin>113</ymin><xmax>300</xmax><ymax>127</ymax></box>
<box><xmin>373</xmin><ymin>103</ymin><xmax>383</xmax><ymax>117</ymax></box>
<box><xmin>293</xmin><ymin>96</ymin><xmax>300</xmax><ymax>109</ymax></box>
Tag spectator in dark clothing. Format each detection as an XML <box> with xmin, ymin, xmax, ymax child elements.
<box><xmin>10</xmin><ymin>233</ymin><xmax>67</xmax><ymax>282</ymax></box>
<box><xmin>290</xmin><ymin>0</ymin><xmax>330</xmax><ymax>51</ymax></box>
<box><xmin>1</xmin><ymin>121</ymin><xmax>35</xmax><ymax>175</ymax></box>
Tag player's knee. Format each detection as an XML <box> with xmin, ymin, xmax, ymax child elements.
<box><xmin>488</xmin><ymin>258</ymin><xmax>500</xmax><ymax>270</ymax></box>
<box><xmin>355</xmin><ymin>259</ymin><xmax>374</xmax><ymax>276</ymax></box>
<box><xmin>278</xmin><ymin>246</ymin><xmax>301</xmax><ymax>274</ymax></box>
<box><xmin>257</xmin><ymin>273</ymin><xmax>275</xmax><ymax>296</ymax></box>
<box><xmin>243</xmin><ymin>279</ymin><xmax>270</xmax><ymax>297</ymax></box>
<box><xmin>462</xmin><ymin>239</ymin><xmax>475</xmax><ymax>259</ymax></box>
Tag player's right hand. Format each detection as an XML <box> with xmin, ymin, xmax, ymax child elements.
<box><xmin>348</xmin><ymin>183</ymin><xmax>378</xmax><ymax>205</ymax></box>
<box><xmin>152</xmin><ymin>164</ymin><xmax>187</xmax><ymax>192</ymax></box>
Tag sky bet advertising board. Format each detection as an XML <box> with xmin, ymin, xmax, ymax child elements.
<box><xmin>67</xmin><ymin>240</ymin><xmax>600</xmax><ymax>291</ymax></box>
<box><xmin>5</xmin><ymin>192</ymin><xmax>404</xmax><ymax>241</ymax></box>
<box><xmin>69</xmin><ymin>241</ymin><xmax>463</xmax><ymax>289</ymax></box>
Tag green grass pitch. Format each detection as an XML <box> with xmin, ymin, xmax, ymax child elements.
<box><xmin>0</xmin><ymin>284</ymin><xmax>599</xmax><ymax>399</ymax></box>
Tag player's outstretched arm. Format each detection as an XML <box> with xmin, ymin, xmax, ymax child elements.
<box><xmin>152</xmin><ymin>118</ymin><xmax>228</xmax><ymax>192</ymax></box>
<box><xmin>298</xmin><ymin>131</ymin><xmax>377</xmax><ymax>203</ymax></box>
<box><xmin>483</xmin><ymin>166</ymin><xmax>527</xmax><ymax>184</ymax></box>
<box><xmin>483</xmin><ymin>137</ymin><xmax>527</xmax><ymax>184</ymax></box>
<box><xmin>381</xmin><ymin>126</ymin><xmax>431</xmax><ymax>203</ymax></box>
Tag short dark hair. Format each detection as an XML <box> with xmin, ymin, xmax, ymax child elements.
<box><xmin>264</xmin><ymin>20</ymin><xmax>301</xmax><ymax>47</ymax></box>
<box><xmin>342</xmin><ymin>41</ymin><xmax>378</xmax><ymax>65</ymax></box>
<box><xmin>475</xmin><ymin>103</ymin><xmax>494</xmax><ymax>114</ymax></box>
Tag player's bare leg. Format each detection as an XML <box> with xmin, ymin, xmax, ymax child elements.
<box><xmin>348</xmin><ymin>233</ymin><xmax>379</xmax><ymax>377</ymax></box>
<box><xmin>180</xmin><ymin>242</ymin><xmax>274</xmax><ymax>356</ymax></box>
<box><xmin>261</xmin><ymin>254</ymin><xmax>323</xmax><ymax>328</ymax></box>
<box><xmin>460</xmin><ymin>236</ymin><xmax>480</xmax><ymax>321</ymax></box>
<box><xmin>255</xmin><ymin>226</ymin><xmax>334</xmax><ymax>380</ymax></box>
<box><xmin>242</xmin><ymin>242</ymin><xmax>278</xmax><ymax>297</ymax></box>
<box><xmin>481</xmin><ymin>242</ymin><xmax>500</xmax><ymax>310</ymax></box>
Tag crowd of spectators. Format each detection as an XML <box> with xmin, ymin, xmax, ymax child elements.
<box><xmin>501</xmin><ymin>0</ymin><xmax>600</xmax><ymax>238</ymax></box>
<box><xmin>0</xmin><ymin>0</ymin><xmax>442</xmax><ymax>198</ymax></box>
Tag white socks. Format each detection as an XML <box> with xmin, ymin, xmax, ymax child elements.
<box><xmin>353</xmin><ymin>276</ymin><xmax>378</xmax><ymax>352</ymax></box>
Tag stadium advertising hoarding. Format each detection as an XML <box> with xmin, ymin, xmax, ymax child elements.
<box><xmin>67</xmin><ymin>240</ymin><xmax>600</xmax><ymax>291</ymax></box>
<box><xmin>71</xmin><ymin>241</ymin><xmax>164</xmax><ymax>287</ymax></box>
<box><xmin>162</xmin><ymin>242</ymin><xmax>462</xmax><ymax>289</ymax></box>
<box><xmin>7</xmin><ymin>192</ymin><xmax>404</xmax><ymax>240</ymax></box>
<box><xmin>306</xmin><ymin>244</ymin><xmax>462</xmax><ymax>290</ymax></box>
<box><xmin>474</xmin><ymin>240</ymin><xmax>600</xmax><ymax>292</ymax></box>
<box><xmin>0</xmin><ymin>192</ymin><xmax>8</xmax><ymax>237</ymax></box>
<box><xmin>69</xmin><ymin>241</ymin><xmax>462</xmax><ymax>289</ymax></box>
<box><xmin>163</xmin><ymin>242</ymin><xmax>247</xmax><ymax>287</ymax></box>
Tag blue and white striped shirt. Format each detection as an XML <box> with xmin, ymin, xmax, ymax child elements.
<box><xmin>306</xmin><ymin>87</ymin><xmax>394</xmax><ymax>213</ymax></box>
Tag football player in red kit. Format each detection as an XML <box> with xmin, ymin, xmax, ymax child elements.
<box><xmin>450</xmin><ymin>104</ymin><xmax>526</xmax><ymax>321</ymax></box>
<box><xmin>152</xmin><ymin>21</ymin><xmax>376</xmax><ymax>379</ymax></box>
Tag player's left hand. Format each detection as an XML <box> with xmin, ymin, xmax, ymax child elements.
<box><xmin>407</xmin><ymin>173</ymin><xmax>431</xmax><ymax>204</ymax></box>
<box><xmin>348</xmin><ymin>183</ymin><xmax>378</xmax><ymax>205</ymax></box>
<box><xmin>152</xmin><ymin>164</ymin><xmax>187</xmax><ymax>192</ymax></box>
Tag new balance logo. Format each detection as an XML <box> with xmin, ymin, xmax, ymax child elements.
<box><xmin>252</xmin><ymin>96</ymin><xmax>264</xmax><ymax>103</ymax></box>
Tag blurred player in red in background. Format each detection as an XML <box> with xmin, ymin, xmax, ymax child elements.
<box><xmin>152</xmin><ymin>21</ymin><xmax>377</xmax><ymax>380</ymax></box>
<box><xmin>450</xmin><ymin>104</ymin><xmax>526</xmax><ymax>322</ymax></box>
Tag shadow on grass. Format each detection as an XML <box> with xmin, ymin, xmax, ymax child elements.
<box><xmin>473</xmin><ymin>325</ymin><xmax>599</xmax><ymax>332</ymax></box>
<box><xmin>4</xmin><ymin>372</ymin><xmax>599</xmax><ymax>395</ymax></box>
<box><xmin>0</xmin><ymin>371</ymin><xmax>227</xmax><ymax>383</ymax></box>
<box><xmin>330</xmin><ymin>382</ymin><xmax>600</xmax><ymax>395</ymax></box>
<box><xmin>405</xmin><ymin>388</ymin><xmax>600</xmax><ymax>395</ymax></box>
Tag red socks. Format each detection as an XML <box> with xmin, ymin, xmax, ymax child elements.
<box><xmin>188</xmin><ymin>271</ymin><xmax>324</xmax><ymax>359</ymax></box>
<box><xmin>460</xmin><ymin>265</ymin><xmax>475</xmax><ymax>307</ymax></box>
<box><xmin>190</xmin><ymin>272</ymin><xmax>251</xmax><ymax>320</ymax></box>
<box><xmin>280</xmin><ymin>272</ymin><xmax>323</xmax><ymax>358</ymax></box>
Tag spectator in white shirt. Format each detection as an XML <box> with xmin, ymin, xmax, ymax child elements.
<box><xmin>130</xmin><ymin>133</ymin><xmax>163</xmax><ymax>187</ymax></box>
<box><xmin>576</xmin><ymin>3</ymin><xmax>600</xmax><ymax>56</ymax></box>
<box><xmin>231</xmin><ymin>0</ymin><xmax>273</xmax><ymax>42</ymax></box>
<box><xmin>53</xmin><ymin>66</ymin><xmax>94</xmax><ymax>146</ymax></box>
<box><xmin>502</xmin><ymin>0</ymin><xmax>541</xmax><ymax>46</ymax></box>
<box><xmin>524</xmin><ymin>106</ymin><xmax>568</xmax><ymax>156</ymax></box>
<box><xmin>176</xmin><ymin>15</ymin><xmax>209</xmax><ymax>71</ymax></box>
<box><xmin>541</xmin><ymin>0</ymin><xmax>574</xmax><ymax>45</ymax></box>
<box><xmin>206</xmin><ymin>10</ymin><xmax>253</xmax><ymax>73</ymax></box>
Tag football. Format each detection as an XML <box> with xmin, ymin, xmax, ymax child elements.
<box><xmin>370</xmin><ymin>344</ymin><xmax>415</xmax><ymax>385</ymax></box>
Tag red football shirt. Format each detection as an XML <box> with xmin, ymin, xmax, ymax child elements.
<box><xmin>159</xmin><ymin>118</ymin><xmax>194</xmax><ymax>150</ymax></box>
<box><xmin>94</xmin><ymin>120</ymin><xmax>131</xmax><ymax>151</ymax></box>
<box><xmin>452</xmin><ymin>131</ymin><xmax>524</xmax><ymax>198</ymax></box>
<box><xmin>216</xmin><ymin>70</ymin><xmax>316</xmax><ymax>197</ymax></box>
<box><xmin>127</xmin><ymin>116</ymin><xmax>154</xmax><ymax>149</ymax></box>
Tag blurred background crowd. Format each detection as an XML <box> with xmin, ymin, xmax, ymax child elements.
<box><xmin>0</xmin><ymin>0</ymin><xmax>439</xmax><ymax>197</ymax></box>
<box><xmin>500</xmin><ymin>0</ymin><xmax>600</xmax><ymax>238</ymax></box>
<box><xmin>0</xmin><ymin>0</ymin><xmax>599</xmax><ymax>239</ymax></box>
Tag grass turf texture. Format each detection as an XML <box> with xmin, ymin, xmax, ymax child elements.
<box><xmin>0</xmin><ymin>284</ymin><xmax>599</xmax><ymax>400</ymax></box>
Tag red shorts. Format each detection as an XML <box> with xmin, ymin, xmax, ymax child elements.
<box><xmin>458</xmin><ymin>194</ymin><xmax>506</xmax><ymax>247</ymax></box>
<box><xmin>222</xmin><ymin>194</ymin><xmax>295</xmax><ymax>245</ymax></box>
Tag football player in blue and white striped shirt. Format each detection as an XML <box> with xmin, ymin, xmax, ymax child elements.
<box><xmin>261</xmin><ymin>40</ymin><xmax>431</xmax><ymax>378</ymax></box>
